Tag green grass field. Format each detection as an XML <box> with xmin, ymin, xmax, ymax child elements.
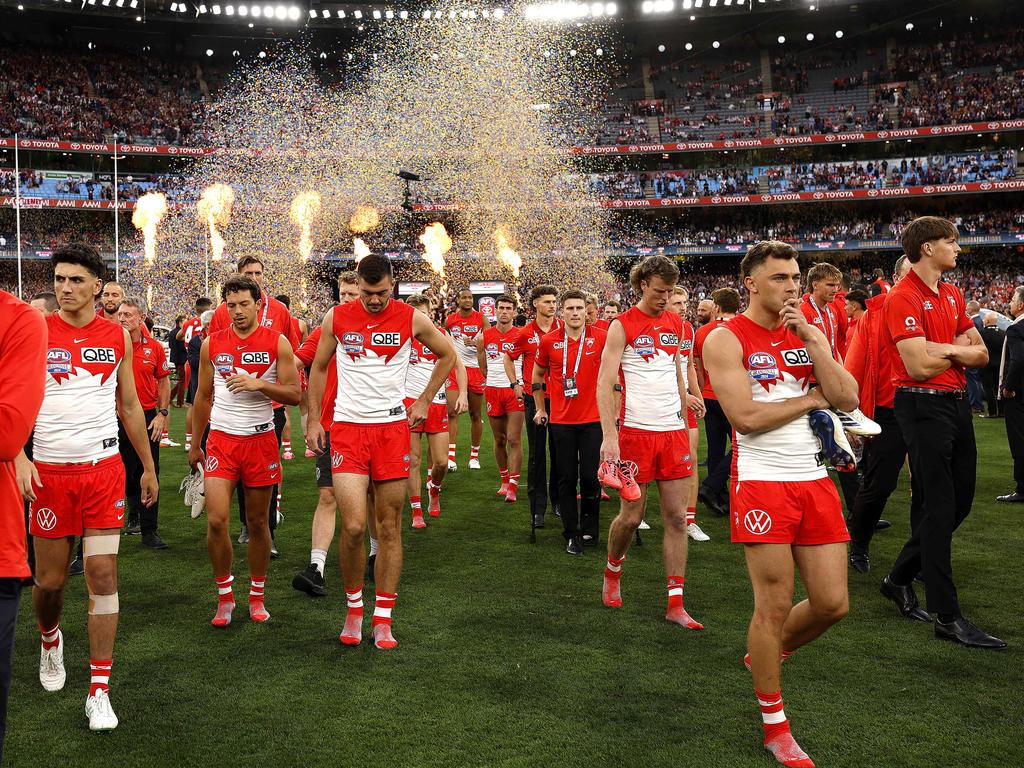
<box><xmin>5</xmin><ymin>409</ymin><xmax>1022</xmax><ymax>767</ymax></box>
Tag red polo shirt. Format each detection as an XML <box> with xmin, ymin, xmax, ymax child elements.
<box><xmin>508</xmin><ymin>318</ymin><xmax>563</xmax><ymax>386</ymax></box>
<box><xmin>884</xmin><ymin>269</ymin><xmax>974</xmax><ymax>392</ymax></box>
<box><xmin>131</xmin><ymin>333</ymin><xmax>170</xmax><ymax>410</ymax></box>
<box><xmin>694</xmin><ymin>318</ymin><xmax>727</xmax><ymax>400</ymax></box>
<box><xmin>535</xmin><ymin>326</ymin><xmax>606</xmax><ymax>424</ymax></box>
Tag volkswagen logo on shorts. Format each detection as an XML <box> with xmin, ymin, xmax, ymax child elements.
<box><xmin>331</xmin><ymin>451</ymin><xmax>344</xmax><ymax>469</ymax></box>
<box><xmin>35</xmin><ymin>507</ymin><xmax>57</xmax><ymax>532</ymax></box>
<box><xmin>206</xmin><ymin>456</ymin><xmax>220</xmax><ymax>472</ymax></box>
<box><xmin>743</xmin><ymin>509</ymin><xmax>772</xmax><ymax>535</ymax></box>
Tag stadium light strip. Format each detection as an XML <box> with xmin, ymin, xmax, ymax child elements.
<box><xmin>524</xmin><ymin>3</ymin><xmax>617</xmax><ymax>21</ymax></box>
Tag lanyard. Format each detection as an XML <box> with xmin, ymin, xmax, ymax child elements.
<box><xmin>562</xmin><ymin>325</ymin><xmax>586</xmax><ymax>381</ymax></box>
<box><xmin>260</xmin><ymin>297</ymin><xmax>270</xmax><ymax>327</ymax></box>
<box><xmin>808</xmin><ymin>297</ymin><xmax>835</xmax><ymax>350</ymax></box>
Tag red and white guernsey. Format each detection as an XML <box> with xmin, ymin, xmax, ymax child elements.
<box><xmin>482</xmin><ymin>325</ymin><xmax>522</xmax><ymax>387</ymax></box>
<box><xmin>208</xmin><ymin>324</ymin><xmax>280</xmax><ymax>436</ymax></box>
<box><xmin>617</xmin><ymin>306</ymin><xmax>684</xmax><ymax>432</ymax></box>
<box><xmin>334</xmin><ymin>298</ymin><xmax>415</xmax><ymax>424</ymax></box>
<box><xmin>405</xmin><ymin>336</ymin><xmax>447</xmax><ymax>405</ymax></box>
<box><xmin>446</xmin><ymin>310</ymin><xmax>485</xmax><ymax>369</ymax></box>
<box><xmin>36</xmin><ymin>314</ymin><xmax>126</xmax><ymax>463</ymax></box>
<box><xmin>723</xmin><ymin>314</ymin><xmax>825</xmax><ymax>481</ymax></box>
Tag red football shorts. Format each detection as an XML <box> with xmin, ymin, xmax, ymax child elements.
<box><xmin>404</xmin><ymin>397</ymin><xmax>449</xmax><ymax>435</ymax></box>
<box><xmin>205</xmin><ymin>430</ymin><xmax>282</xmax><ymax>487</ymax></box>
<box><xmin>485</xmin><ymin>386</ymin><xmax>523</xmax><ymax>418</ymax></box>
<box><xmin>331</xmin><ymin>421</ymin><xmax>411</xmax><ymax>481</ymax></box>
<box><xmin>465</xmin><ymin>367</ymin><xmax>486</xmax><ymax>395</ymax></box>
<box><xmin>618</xmin><ymin>427</ymin><xmax>693</xmax><ymax>483</ymax></box>
<box><xmin>730</xmin><ymin>476</ymin><xmax>848</xmax><ymax>545</ymax></box>
<box><xmin>30</xmin><ymin>455</ymin><xmax>126</xmax><ymax>538</ymax></box>
<box><xmin>687</xmin><ymin>407</ymin><xmax>698</xmax><ymax>430</ymax></box>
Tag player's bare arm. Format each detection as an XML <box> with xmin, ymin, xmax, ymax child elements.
<box><xmin>411</xmin><ymin>311</ymin><xmax>457</xmax><ymax>425</ymax></box>
<box><xmin>504</xmin><ymin>352</ymin><xmax>522</xmax><ymax>400</ymax></box>
<box><xmin>115</xmin><ymin>330</ymin><xmax>159</xmax><ymax>505</ymax></box>
<box><xmin>453</xmin><ymin>354</ymin><xmax>469</xmax><ymax>414</ymax></box>
<box><xmin>685</xmin><ymin>353</ymin><xmax>705</xmax><ymax>418</ymax></box>
<box><xmin>188</xmin><ymin>338</ymin><xmax>215</xmax><ymax>470</ymax></box>
<box><xmin>475</xmin><ymin>333</ymin><xmax>488</xmax><ymax>379</ymax></box>
<box><xmin>934</xmin><ymin>326</ymin><xmax>989</xmax><ymax>368</ymax></box>
<box><xmin>704</xmin><ymin>326</ymin><xmax>828</xmax><ymax>436</ymax></box>
<box><xmin>305</xmin><ymin>308</ymin><xmax>337</xmax><ymax>454</ymax></box>
<box><xmin>597</xmin><ymin>319</ymin><xmax>626</xmax><ymax>461</ymax></box>
<box><xmin>780</xmin><ymin>298</ymin><xmax>859</xmax><ymax>412</ymax></box>
<box><xmin>14</xmin><ymin>448</ymin><xmax>41</xmax><ymax>501</ymax></box>
<box><xmin>149</xmin><ymin>375</ymin><xmax>171</xmax><ymax>442</ymax></box>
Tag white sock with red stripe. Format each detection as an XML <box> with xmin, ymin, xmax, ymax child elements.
<box><xmin>340</xmin><ymin>586</ymin><xmax>363</xmax><ymax>645</ymax></box>
<box><xmin>185</xmin><ymin>432</ymin><xmax>193</xmax><ymax>445</ymax></box>
<box><xmin>282</xmin><ymin>440</ymin><xmax>291</xmax><ymax>452</ymax></box>
<box><xmin>470</xmin><ymin>445</ymin><xmax>480</xmax><ymax>461</ymax></box>
<box><xmin>448</xmin><ymin>444</ymin><xmax>457</xmax><ymax>461</ymax></box>
<box><xmin>161</xmin><ymin>428</ymin><xmax>169</xmax><ymax>441</ymax></box>
<box><xmin>40</xmin><ymin>622</ymin><xmax>60</xmax><ymax>650</ymax></box>
<box><xmin>249</xmin><ymin>575</ymin><xmax>269</xmax><ymax>622</ymax></box>
<box><xmin>372</xmin><ymin>591</ymin><xmax>398</xmax><ymax>649</ymax></box>
<box><xmin>89</xmin><ymin>659</ymin><xmax>112</xmax><ymax>697</ymax></box>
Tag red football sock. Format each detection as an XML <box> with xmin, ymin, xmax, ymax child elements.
<box><xmin>372</xmin><ymin>591</ymin><xmax>398</xmax><ymax>649</ymax></box>
<box><xmin>667</xmin><ymin>576</ymin><xmax>685</xmax><ymax>612</ymax></box>
<box><xmin>686</xmin><ymin>505</ymin><xmax>696</xmax><ymax>525</ymax></box>
<box><xmin>757</xmin><ymin>689</ymin><xmax>790</xmax><ymax>741</ymax></box>
<box><xmin>89</xmin><ymin>658</ymin><xmax>112</xmax><ymax>697</ymax></box>
<box><xmin>340</xmin><ymin>587</ymin><xmax>364</xmax><ymax>645</ymax></box>
<box><xmin>249</xmin><ymin>575</ymin><xmax>269</xmax><ymax>622</ymax></box>
<box><xmin>509</xmin><ymin>473</ymin><xmax>520</xmax><ymax>488</ymax></box>
<box><xmin>40</xmin><ymin>622</ymin><xmax>60</xmax><ymax>651</ymax></box>
<box><xmin>448</xmin><ymin>443</ymin><xmax>457</xmax><ymax>461</ymax></box>
<box><xmin>603</xmin><ymin>555</ymin><xmax>625</xmax><ymax>607</ymax></box>
<box><xmin>410</xmin><ymin>496</ymin><xmax>422</xmax><ymax>512</ymax></box>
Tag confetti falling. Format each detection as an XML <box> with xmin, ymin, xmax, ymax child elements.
<box><xmin>349</xmin><ymin>205</ymin><xmax>381</xmax><ymax>234</ymax></box>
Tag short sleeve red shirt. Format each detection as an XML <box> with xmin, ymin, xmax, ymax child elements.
<box><xmin>883</xmin><ymin>269</ymin><xmax>974</xmax><ymax>391</ymax></box>
<box><xmin>509</xmin><ymin>318</ymin><xmax>563</xmax><ymax>386</ymax></box>
<box><xmin>535</xmin><ymin>326</ymin><xmax>606</xmax><ymax>424</ymax></box>
<box><xmin>694</xmin><ymin>319</ymin><xmax>726</xmax><ymax>400</ymax></box>
<box><xmin>131</xmin><ymin>333</ymin><xmax>170</xmax><ymax>410</ymax></box>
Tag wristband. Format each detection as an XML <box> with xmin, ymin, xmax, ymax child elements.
<box><xmin>158</xmin><ymin>408</ymin><xmax>169</xmax><ymax>416</ymax></box>
<box><xmin>531</xmin><ymin>383</ymin><xmax>544</xmax><ymax>393</ymax></box>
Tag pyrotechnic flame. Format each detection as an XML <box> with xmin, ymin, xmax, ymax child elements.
<box><xmin>131</xmin><ymin>192</ymin><xmax>167</xmax><ymax>265</ymax></box>
<box><xmin>353</xmin><ymin>238</ymin><xmax>371</xmax><ymax>263</ymax></box>
<box><xmin>419</xmin><ymin>222</ymin><xmax>452</xmax><ymax>278</ymax></box>
<box><xmin>493</xmin><ymin>225</ymin><xmax>522</xmax><ymax>279</ymax></box>
<box><xmin>289</xmin><ymin>191</ymin><xmax>322</xmax><ymax>261</ymax></box>
<box><xmin>146</xmin><ymin>283</ymin><xmax>153</xmax><ymax>310</ymax></box>
<box><xmin>349</xmin><ymin>205</ymin><xmax>381</xmax><ymax>234</ymax></box>
<box><xmin>196</xmin><ymin>184</ymin><xmax>235</xmax><ymax>262</ymax></box>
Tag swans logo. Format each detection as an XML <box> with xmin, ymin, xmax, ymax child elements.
<box><xmin>743</xmin><ymin>509</ymin><xmax>772</xmax><ymax>535</ymax></box>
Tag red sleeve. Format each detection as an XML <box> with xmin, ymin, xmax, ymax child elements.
<box><xmin>885</xmin><ymin>291</ymin><xmax>925</xmax><ymax>343</ymax></box>
<box><xmin>153</xmin><ymin>341</ymin><xmax>170</xmax><ymax>379</ymax></box>
<box><xmin>209</xmin><ymin>303</ymin><xmax>229</xmax><ymax>333</ymax></box>
<box><xmin>799</xmin><ymin>301</ymin><xmax>816</xmax><ymax>325</ymax></box>
<box><xmin>508</xmin><ymin>328</ymin><xmax>526</xmax><ymax>360</ymax></box>
<box><xmin>535</xmin><ymin>335</ymin><xmax>551</xmax><ymax>370</ymax></box>
<box><xmin>296</xmin><ymin>326</ymin><xmax>321</xmax><ymax>367</ymax></box>
<box><xmin>953</xmin><ymin>292</ymin><xmax>973</xmax><ymax>336</ymax></box>
<box><xmin>0</xmin><ymin>300</ymin><xmax>47</xmax><ymax>460</ymax></box>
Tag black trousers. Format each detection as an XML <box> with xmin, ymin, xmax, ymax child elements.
<box><xmin>0</xmin><ymin>577</ymin><xmax>21</xmax><ymax>764</ymax></box>
<box><xmin>238</xmin><ymin>406</ymin><xmax>286</xmax><ymax>533</ymax></box>
<box><xmin>701</xmin><ymin>397</ymin><xmax>731</xmax><ymax>498</ymax></box>
<box><xmin>981</xmin><ymin>367</ymin><xmax>1004</xmax><ymax>417</ymax></box>
<box><xmin>1004</xmin><ymin>398</ymin><xmax>1024</xmax><ymax>494</ymax></box>
<box><xmin>551</xmin><ymin>422</ymin><xmax>602</xmax><ymax>541</ymax></box>
<box><xmin>848</xmin><ymin>406</ymin><xmax>908</xmax><ymax>547</ymax></box>
<box><xmin>118</xmin><ymin>409</ymin><xmax>161</xmax><ymax>535</ymax></box>
<box><xmin>523</xmin><ymin>396</ymin><xmax>558</xmax><ymax>518</ymax></box>
<box><xmin>890</xmin><ymin>392</ymin><xmax>976</xmax><ymax>617</ymax></box>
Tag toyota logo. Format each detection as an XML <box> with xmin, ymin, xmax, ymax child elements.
<box><xmin>825</xmin><ymin>135</ymin><xmax>836</xmax><ymax>142</ymax></box>
<box><xmin>206</xmin><ymin>456</ymin><xmax>220</xmax><ymax>472</ymax></box>
<box><xmin>724</xmin><ymin>140</ymin><xmax>734</xmax><ymax>147</ymax></box>
<box><xmin>922</xmin><ymin>186</ymin><xmax>934</xmax><ymax>194</ymax></box>
<box><xmin>761</xmin><ymin>194</ymin><xmax>772</xmax><ymax>202</ymax></box>
<box><xmin>980</xmin><ymin>182</ymin><xmax>992</xmax><ymax>190</ymax></box>
<box><xmin>813</xmin><ymin>192</ymin><xmax>824</xmax><ymax>199</ymax></box>
<box><xmin>35</xmin><ymin>507</ymin><xmax>57</xmax><ymax>532</ymax></box>
<box><xmin>988</xmin><ymin>122</ymin><xmax>999</xmax><ymax>129</ymax></box>
<box><xmin>70</xmin><ymin>142</ymin><xmax>80</xmax><ymax>150</ymax></box>
<box><xmin>743</xmin><ymin>509</ymin><xmax>772</xmax><ymax>535</ymax></box>
<box><xmin>877</xmin><ymin>131</ymin><xmax>889</xmax><ymax>139</ymax></box>
<box><xmin>711</xmin><ymin>196</ymin><xmax>722</xmax><ymax>203</ymax></box>
<box><xmin>867</xmin><ymin>189</ymin><xmax>879</xmax><ymax>197</ymax></box>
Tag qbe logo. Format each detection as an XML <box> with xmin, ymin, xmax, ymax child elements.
<box><xmin>82</xmin><ymin>347</ymin><xmax>117</xmax><ymax>364</ymax></box>
<box><xmin>782</xmin><ymin>348</ymin><xmax>811</xmax><ymax>366</ymax></box>
<box><xmin>372</xmin><ymin>332</ymin><xmax>401</xmax><ymax>346</ymax></box>
<box><xmin>35</xmin><ymin>507</ymin><xmax>57</xmax><ymax>532</ymax></box>
<box><xmin>241</xmin><ymin>351</ymin><xmax>270</xmax><ymax>365</ymax></box>
<box><xmin>743</xmin><ymin>509</ymin><xmax>772</xmax><ymax>535</ymax></box>
<box><xmin>659</xmin><ymin>333</ymin><xmax>679</xmax><ymax>347</ymax></box>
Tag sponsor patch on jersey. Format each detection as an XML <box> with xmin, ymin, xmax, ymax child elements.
<box><xmin>371</xmin><ymin>331</ymin><xmax>402</xmax><ymax>346</ymax></box>
<box><xmin>486</xmin><ymin>343</ymin><xmax>500</xmax><ymax>357</ymax></box>
<box><xmin>214</xmin><ymin>352</ymin><xmax>235</xmax><ymax>376</ymax></box>
<box><xmin>410</xmin><ymin>347</ymin><xmax>421</xmax><ymax>364</ymax></box>
<box><xmin>47</xmin><ymin>348</ymin><xmax>73</xmax><ymax>374</ymax></box>
<box><xmin>241</xmin><ymin>351</ymin><xmax>271</xmax><ymax>366</ymax></box>
<box><xmin>748</xmin><ymin>352</ymin><xmax>779</xmax><ymax>381</ymax></box>
<box><xmin>115</xmin><ymin>498</ymin><xmax>126</xmax><ymax>508</ymax></box>
<box><xmin>680</xmin><ymin>339</ymin><xmax>693</xmax><ymax>351</ymax></box>
<box><xmin>82</xmin><ymin>347</ymin><xmax>117</xmax><ymax>364</ymax></box>
<box><xmin>781</xmin><ymin>348</ymin><xmax>812</xmax><ymax>366</ymax></box>
<box><xmin>268</xmin><ymin>462</ymin><xmax>279</xmax><ymax>471</ymax></box>
<box><xmin>659</xmin><ymin>333</ymin><xmax>679</xmax><ymax>347</ymax></box>
<box><xmin>342</xmin><ymin>332</ymin><xmax>365</xmax><ymax>355</ymax></box>
<box><xmin>633</xmin><ymin>334</ymin><xmax>656</xmax><ymax>356</ymax></box>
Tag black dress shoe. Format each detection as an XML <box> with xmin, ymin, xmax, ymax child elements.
<box><xmin>996</xmin><ymin>491</ymin><xmax>1024</xmax><ymax>503</ymax></box>
<box><xmin>365</xmin><ymin>553</ymin><xmax>376</xmax><ymax>583</ymax></box>
<box><xmin>935</xmin><ymin>617</ymin><xmax>1007</xmax><ymax>649</ymax></box>
<box><xmin>141</xmin><ymin>532</ymin><xmax>168</xmax><ymax>550</ymax></box>
<box><xmin>698</xmin><ymin>488</ymin><xmax>725</xmax><ymax>517</ymax></box>
<box><xmin>848</xmin><ymin>544</ymin><xmax>870</xmax><ymax>574</ymax></box>
<box><xmin>552</xmin><ymin>505</ymin><xmax>561</xmax><ymax>519</ymax></box>
<box><xmin>532</xmin><ymin>514</ymin><xmax>546</xmax><ymax>529</ymax></box>
<box><xmin>270</xmin><ymin>536</ymin><xmax>280</xmax><ymax>559</ymax></box>
<box><xmin>566</xmin><ymin>537</ymin><xmax>584</xmax><ymax>556</ymax></box>
<box><xmin>874</xmin><ymin>519</ymin><xmax>892</xmax><ymax>531</ymax></box>
<box><xmin>880</xmin><ymin>575</ymin><xmax>932</xmax><ymax>623</ymax></box>
<box><xmin>292</xmin><ymin>564</ymin><xmax>327</xmax><ymax>597</ymax></box>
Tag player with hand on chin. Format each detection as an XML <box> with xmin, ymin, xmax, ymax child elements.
<box><xmin>704</xmin><ymin>241</ymin><xmax>859</xmax><ymax>768</ymax></box>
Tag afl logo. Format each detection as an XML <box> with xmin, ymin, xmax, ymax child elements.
<box><xmin>206</xmin><ymin>456</ymin><xmax>220</xmax><ymax>472</ymax></box>
<box><xmin>35</xmin><ymin>507</ymin><xmax>57</xmax><ymax>532</ymax></box>
<box><xmin>47</xmin><ymin>348</ymin><xmax>73</xmax><ymax>374</ymax></box>
<box><xmin>748</xmin><ymin>352</ymin><xmax>777</xmax><ymax>368</ymax></box>
<box><xmin>214</xmin><ymin>353</ymin><xmax>234</xmax><ymax>367</ymax></box>
<box><xmin>634</xmin><ymin>334</ymin><xmax>656</xmax><ymax>355</ymax></box>
<box><xmin>743</xmin><ymin>509</ymin><xmax>772</xmax><ymax>535</ymax></box>
<box><xmin>342</xmin><ymin>332</ymin><xmax>365</xmax><ymax>354</ymax></box>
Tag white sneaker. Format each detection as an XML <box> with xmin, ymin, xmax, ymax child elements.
<box><xmin>447</xmin><ymin>459</ymin><xmax>458</xmax><ymax>472</ymax></box>
<box><xmin>189</xmin><ymin>467</ymin><xmax>206</xmax><ymax>519</ymax></box>
<box><xmin>638</xmin><ymin>519</ymin><xmax>651</xmax><ymax>531</ymax></box>
<box><xmin>39</xmin><ymin>631</ymin><xmax>66</xmax><ymax>692</ymax></box>
<box><xmin>184</xmin><ymin>442</ymin><xmax>191</xmax><ymax>452</ymax></box>
<box><xmin>160</xmin><ymin>438</ymin><xmax>181</xmax><ymax>447</ymax></box>
<box><xmin>834</xmin><ymin>407</ymin><xmax>881</xmax><ymax>437</ymax></box>
<box><xmin>183</xmin><ymin>473</ymin><xmax>195</xmax><ymax>506</ymax></box>
<box><xmin>468</xmin><ymin>458</ymin><xmax>481</xmax><ymax>470</ymax></box>
<box><xmin>687</xmin><ymin>523</ymin><xmax>711</xmax><ymax>542</ymax></box>
<box><xmin>85</xmin><ymin>689</ymin><xmax>119</xmax><ymax>731</ymax></box>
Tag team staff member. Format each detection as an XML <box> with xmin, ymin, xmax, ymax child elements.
<box><xmin>97</xmin><ymin>281</ymin><xmax>124</xmax><ymax>321</ymax></box>
<box><xmin>445</xmin><ymin>288</ymin><xmax>489</xmax><ymax>471</ymax></box>
<box><xmin>0</xmin><ymin>288</ymin><xmax>46</xmax><ymax>760</ymax></box>
<box><xmin>209</xmin><ymin>256</ymin><xmax>300</xmax><ymax>552</ymax></box>
<box><xmin>845</xmin><ymin>256</ymin><xmax>911</xmax><ymax>573</ymax></box>
<box><xmin>800</xmin><ymin>263</ymin><xmax>843</xmax><ymax>359</ymax></box>
<box><xmin>997</xmin><ymin>286</ymin><xmax>1024</xmax><ymax>503</ymax></box>
<box><xmin>533</xmin><ymin>290</ymin><xmax>606</xmax><ymax>555</ymax></box>
<box><xmin>116</xmin><ymin>299</ymin><xmax>171</xmax><ymax>550</ymax></box>
<box><xmin>694</xmin><ymin>287</ymin><xmax>740</xmax><ymax>516</ymax></box>
<box><xmin>178</xmin><ymin>297</ymin><xmax>212</xmax><ymax>447</ymax></box>
<box><xmin>478</xmin><ymin>295</ymin><xmax>524</xmax><ymax>502</ymax></box>
<box><xmin>505</xmin><ymin>285</ymin><xmax>562</xmax><ymax>531</ymax></box>
<box><xmin>881</xmin><ymin>216</ymin><xmax>1004</xmax><ymax>649</ymax></box>
<box><xmin>704</xmin><ymin>241</ymin><xmax>859</xmax><ymax>768</ymax></box>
